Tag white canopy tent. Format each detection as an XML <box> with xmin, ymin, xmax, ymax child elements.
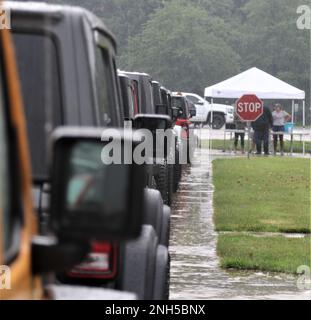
<box><xmin>204</xmin><ymin>67</ymin><xmax>305</xmax><ymax>100</ymax></box>
<box><xmin>204</xmin><ymin>67</ymin><xmax>307</xmax><ymax>155</ymax></box>
<box><xmin>204</xmin><ymin>67</ymin><xmax>306</xmax><ymax>129</ymax></box>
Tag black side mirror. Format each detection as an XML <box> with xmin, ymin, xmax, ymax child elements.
<box><xmin>133</xmin><ymin>114</ymin><xmax>171</xmax><ymax>131</ymax></box>
<box><xmin>50</xmin><ymin>127</ymin><xmax>146</xmax><ymax>242</ymax></box>
<box><xmin>171</xmin><ymin>107</ymin><xmax>180</xmax><ymax>121</ymax></box>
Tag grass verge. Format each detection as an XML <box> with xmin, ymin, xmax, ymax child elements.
<box><xmin>213</xmin><ymin>157</ymin><xmax>311</xmax><ymax>273</ymax></box>
<box><xmin>217</xmin><ymin>234</ymin><xmax>311</xmax><ymax>274</ymax></box>
<box><xmin>213</xmin><ymin>158</ymin><xmax>310</xmax><ymax>233</ymax></box>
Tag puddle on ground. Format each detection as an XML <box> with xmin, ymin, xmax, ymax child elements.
<box><xmin>169</xmin><ymin>147</ymin><xmax>311</xmax><ymax>300</ymax></box>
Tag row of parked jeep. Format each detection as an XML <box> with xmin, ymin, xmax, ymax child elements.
<box><xmin>0</xmin><ymin>1</ymin><xmax>198</xmax><ymax>300</ymax></box>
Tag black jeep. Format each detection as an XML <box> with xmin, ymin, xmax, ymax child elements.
<box><xmin>9</xmin><ymin>1</ymin><xmax>169</xmax><ymax>300</ymax></box>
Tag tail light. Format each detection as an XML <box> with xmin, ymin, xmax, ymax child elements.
<box><xmin>175</xmin><ymin>119</ymin><xmax>185</xmax><ymax>127</ymax></box>
<box><xmin>67</xmin><ymin>242</ymin><xmax>118</xmax><ymax>280</ymax></box>
<box><xmin>176</xmin><ymin>119</ymin><xmax>190</xmax><ymax>139</ymax></box>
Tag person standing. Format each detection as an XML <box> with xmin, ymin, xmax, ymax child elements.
<box><xmin>272</xmin><ymin>104</ymin><xmax>291</xmax><ymax>156</ymax></box>
<box><xmin>233</xmin><ymin>112</ymin><xmax>246</xmax><ymax>154</ymax></box>
<box><xmin>252</xmin><ymin>105</ymin><xmax>273</xmax><ymax>156</ymax></box>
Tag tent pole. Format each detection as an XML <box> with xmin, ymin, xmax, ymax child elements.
<box><xmin>211</xmin><ymin>98</ymin><xmax>214</xmax><ymax>128</ymax></box>
<box><xmin>209</xmin><ymin>97</ymin><xmax>214</xmax><ymax>154</ymax></box>
<box><xmin>303</xmin><ymin>100</ymin><xmax>306</xmax><ymax>156</ymax></box>
<box><xmin>291</xmin><ymin>100</ymin><xmax>294</xmax><ymax>156</ymax></box>
<box><xmin>223</xmin><ymin>123</ymin><xmax>226</xmax><ymax>152</ymax></box>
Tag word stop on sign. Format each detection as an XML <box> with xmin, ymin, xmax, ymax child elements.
<box><xmin>237</xmin><ymin>102</ymin><xmax>262</xmax><ymax>113</ymax></box>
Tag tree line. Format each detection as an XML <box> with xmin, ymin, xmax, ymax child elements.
<box><xmin>50</xmin><ymin>0</ymin><xmax>310</xmax><ymax>121</ymax></box>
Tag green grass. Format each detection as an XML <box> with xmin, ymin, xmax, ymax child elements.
<box><xmin>213</xmin><ymin>157</ymin><xmax>311</xmax><ymax>273</ymax></box>
<box><xmin>213</xmin><ymin>158</ymin><xmax>311</xmax><ymax>233</ymax></box>
<box><xmin>217</xmin><ymin>234</ymin><xmax>311</xmax><ymax>274</ymax></box>
<box><xmin>202</xmin><ymin>139</ymin><xmax>311</xmax><ymax>154</ymax></box>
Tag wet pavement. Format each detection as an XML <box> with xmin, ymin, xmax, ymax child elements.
<box><xmin>169</xmin><ymin>147</ymin><xmax>311</xmax><ymax>300</ymax></box>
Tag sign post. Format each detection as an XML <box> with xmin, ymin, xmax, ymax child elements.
<box><xmin>235</xmin><ymin>94</ymin><xmax>264</xmax><ymax>159</ymax></box>
<box><xmin>247</xmin><ymin>122</ymin><xmax>251</xmax><ymax>159</ymax></box>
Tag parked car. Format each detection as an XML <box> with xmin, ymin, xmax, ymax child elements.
<box><xmin>160</xmin><ymin>87</ymin><xmax>182</xmax><ymax>192</ymax></box>
<box><xmin>172</xmin><ymin>92</ymin><xmax>197</xmax><ymax>164</ymax></box>
<box><xmin>0</xmin><ymin>11</ymin><xmax>140</xmax><ymax>300</ymax></box>
<box><xmin>8</xmin><ymin>1</ymin><xmax>169</xmax><ymax>300</ymax></box>
<box><xmin>118</xmin><ymin>73</ymin><xmax>173</xmax><ymax>242</ymax></box>
<box><xmin>151</xmin><ymin>80</ymin><xmax>176</xmax><ymax>205</ymax></box>
<box><xmin>123</xmin><ymin>72</ymin><xmax>172</xmax><ymax>205</ymax></box>
<box><xmin>183</xmin><ymin>92</ymin><xmax>234</xmax><ymax>129</ymax></box>
<box><xmin>119</xmin><ymin>71</ymin><xmax>171</xmax><ymax>235</ymax></box>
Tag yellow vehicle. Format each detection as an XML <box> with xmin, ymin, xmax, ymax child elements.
<box><xmin>0</xmin><ymin>20</ymin><xmax>42</xmax><ymax>299</ymax></box>
<box><xmin>0</xmin><ymin>20</ymin><xmax>145</xmax><ymax>300</ymax></box>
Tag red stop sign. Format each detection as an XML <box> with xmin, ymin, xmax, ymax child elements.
<box><xmin>236</xmin><ymin>94</ymin><xmax>263</xmax><ymax>122</ymax></box>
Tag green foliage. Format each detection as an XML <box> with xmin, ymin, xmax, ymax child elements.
<box><xmin>238</xmin><ymin>0</ymin><xmax>310</xmax><ymax>96</ymax></box>
<box><xmin>50</xmin><ymin>0</ymin><xmax>164</xmax><ymax>55</ymax></box>
<box><xmin>47</xmin><ymin>0</ymin><xmax>310</xmax><ymax>117</ymax></box>
<box><xmin>122</xmin><ymin>0</ymin><xmax>241</xmax><ymax>93</ymax></box>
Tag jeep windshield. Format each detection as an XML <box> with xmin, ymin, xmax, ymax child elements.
<box><xmin>172</xmin><ymin>97</ymin><xmax>188</xmax><ymax>119</ymax></box>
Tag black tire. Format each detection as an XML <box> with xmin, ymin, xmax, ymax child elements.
<box><xmin>160</xmin><ymin>205</ymin><xmax>171</xmax><ymax>247</ymax></box>
<box><xmin>143</xmin><ymin>189</ymin><xmax>163</xmax><ymax>238</ymax></box>
<box><xmin>155</xmin><ymin>163</ymin><xmax>169</xmax><ymax>205</ymax></box>
<box><xmin>187</xmin><ymin>142</ymin><xmax>191</xmax><ymax>164</ymax></box>
<box><xmin>212</xmin><ymin>114</ymin><xmax>225</xmax><ymax>130</ymax></box>
<box><xmin>121</xmin><ymin>226</ymin><xmax>158</xmax><ymax>300</ymax></box>
<box><xmin>173</xmin><ymin>148</ymin><xmax>182</xmax><ymax>193</ymax></box>
<box><xmin>166</xmin><ymin>253</ymin><xmax>171</xmax><ymax>300</ymax></box>
<box><xmin>167</xmin><ymin>164</ymin><xmax>174</xmax><ymax>205</ymax></box>
<box><xmin>153</xmin><ymin>245</ymin><xmax>169</xmax><ymax>300</ymax></box>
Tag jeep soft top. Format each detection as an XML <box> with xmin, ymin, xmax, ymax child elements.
<box><xmin>7</xmin><ymin>1</ymin><xmax>122</xmax><ymax>181</ymax></box>
<box><xmin>5</xmin><ymin>1</ymin><xmax>116</xmax><ymax>46</ymax></box>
